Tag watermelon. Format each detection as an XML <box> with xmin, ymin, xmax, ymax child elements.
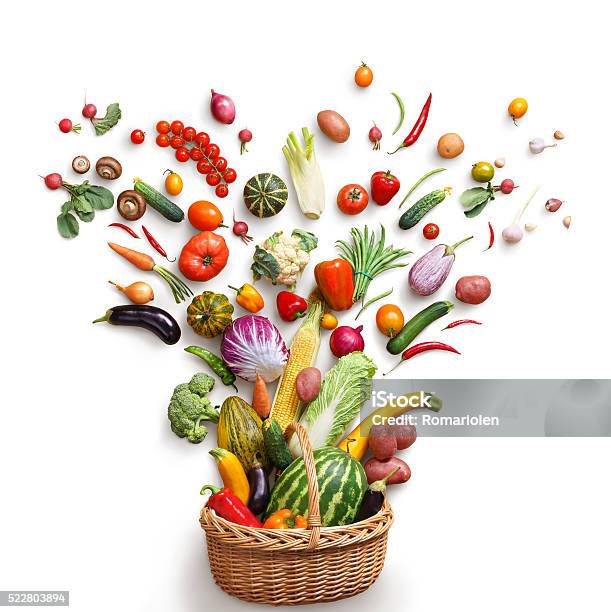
<box><xmin>265</xmin><ymin>447</ymin><xmax>367</xmax><ymax>526</ymax></box>
<box><xmin>243</xmin><ymin>173</ymin><xmax>288</xmax><ymax>218</ymax></box>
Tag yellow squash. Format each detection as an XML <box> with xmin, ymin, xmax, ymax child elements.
<box><xmin>209</xmin><ymin>447</ymin><xmax>250</xmax><ymax>505</ymax></box>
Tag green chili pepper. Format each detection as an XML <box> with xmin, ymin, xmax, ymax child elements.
<box><xmin>391</xmin><ymin>92</ymin><xmax>405</xmax><ymax>135</ymax></box>
<box><xmin>184</xmin><ymin>346</ymin><xmax>238</xmax><ymax>391</ymax></box>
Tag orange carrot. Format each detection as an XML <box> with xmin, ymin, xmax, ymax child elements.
<box><xmin>252</xmin><ymin>374</ymin><xmax>271</xmax><ymax>419</ymax></box>
<box><xmin>107</xmin><ymin>242</ymin><xmax>193</xmax><ymax>303</ymax></box>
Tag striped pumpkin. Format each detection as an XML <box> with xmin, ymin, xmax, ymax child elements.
<box><xmin>187</xmin><ymin>292</ymin><xmax>233</xmax><ymax>338</ymax></box>
<box><xmin>243</xmin><ymin>173</ymin><xmax>288</xmax><ymax>218</ymax></box>
<box><xmin>265</xmin><ymin>447</ymin><xmax>367</xmax><ymax>526</ymax></box>
<box><xmin>217</xmin><ymin>396</ymin><xmax>269</xmax><ymax>471</ymax></box>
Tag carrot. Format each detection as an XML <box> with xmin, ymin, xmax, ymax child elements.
<box><xmin>107</xmin><ymin>242</ymin><xmax>193</xmax><ymax>304</ymax></box>
<box><xmin>252</xmin><ymin>374</ymin><xmax>271</xmax><ymax>419</ymax></box>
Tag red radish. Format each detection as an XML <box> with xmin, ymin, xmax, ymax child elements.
<box><xmin>329</xmin><ymin>324</ymin><xmax>365</xmax><ymax>358</ymax></box>
<box><xmin>43</xmin><ymin>173</ymin><xmax>63</xmax><ymax>190</ymax></box>
<box><xmin>238</xmin><ymin>128</ymin><xmax>252</xmax><ymax>154</ymax></box>
<box><xmin>210</xmin><ymin>90</ymin><xmax>236</xmax><ymax>124</ymax></box>
<box><xmin>498</xmin><ymin>178</ymin><xmax>517</xmax><ymax>194</ymax></box>
<box><xmin>82</xmin><ymin>103</ymin><xmax>97</xmax><ymax>118</ymax></box>
<box><xmin>232</xmin><ymin>212</ymin><xmax>253</xmax><ymax>244</ymax></box>
<box><xmin>58</xmin><ymin>118</ymin><xmax>80</xmax><ymax>134</ymax></box>
<box><xmin>369</xmin><ymin>122</ymin><xmax>382</xmax><ymax>150</ymax></box>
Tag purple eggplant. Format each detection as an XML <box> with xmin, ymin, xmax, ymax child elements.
<box><xmin>408</xmin><ymin>236</ymin><xmax>473</xmax><ymax>296</ymax></box>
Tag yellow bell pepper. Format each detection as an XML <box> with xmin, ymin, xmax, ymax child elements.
<box><xmin>228</xmin><ymin>283</ymin><xmax>264</xmax><ymax>313</ymax></box>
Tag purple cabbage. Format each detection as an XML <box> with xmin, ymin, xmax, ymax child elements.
<box><xmin>221</xmin><ymin>315</ymin><xmax>289</xmax><ymax>382</ymax></box>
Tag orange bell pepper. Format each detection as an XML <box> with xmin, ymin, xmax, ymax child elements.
<box><xmin>314</xmin><ymin>259</ymin><xmax>354</xmax><ymax>311</ymax></box>
<box><xmin>263</xmin><ymin>508</ymin><xmax>307</xmax><ymax>529</ymax></box>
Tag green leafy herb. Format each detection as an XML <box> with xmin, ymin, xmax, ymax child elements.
<box><xmin>460</xmin><ymin>183</ymin><xmax>494</xmax><ymax>217</ymax></box>
<box><xmin>57</xmin><ymin>212</ymin><xmax>80</xmax><ymax>239</ymax></box>
<box><xmin>91</xmin><ymin>103</ymin><xmax>122</xmax><ymax>136</ymax></box>
<box><xmin>251</xmin><ymin>246</ymin><xmax>280</xmax><ymax>283</ymax></box>
<box><xmin>292</xmin><ymin>229</ymin><xmax>318</xmax><ymax>253</ymax></box>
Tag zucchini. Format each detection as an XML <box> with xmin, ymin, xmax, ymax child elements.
<box><xmin>399</xmin><ymin>187</ymin><xmax>451</xmax><ymax>230</ymax></box>
<box><xmin>387</xmin><ymin>301</ymin><xmax>453</xmax><ymax>355</ymax></box>
<box><xmin>133</xmin><ymin>177</ymin><xmax>184</xmax><ymax>222</ymax></box>
<box><xmin>262</xmin><ymin>418</ymin><xmax>292</xmax><ymax>471</ymax></box>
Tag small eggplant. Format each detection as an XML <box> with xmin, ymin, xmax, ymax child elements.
<box><xmin>92</xmin><ymin>304</ymin><xmax>181</xmax><ymax>345</ymax></box>
<box><xmin>408</xmin><ymin>236</ymin><xmax>473</xmax><ymax>296</ymax></box>
<box><xmin>354</xmin><ymin>467</ymin><xmax>400</xmax><ymax>523</ymax></box>
<box><xmin>247</xmin><ymin>455</ymin><xmax>269</xmax><ymax>516</ymax></box>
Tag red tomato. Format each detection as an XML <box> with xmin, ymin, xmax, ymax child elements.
<box><xmin>190</xmin><ymin>148</ymin><xmax>203</xmax><ymax>161</ymax></box>
<box><xmin>194</xmin><ymin>132</ymin><xmax>210</xmax><ymax>148</ymax></box>
<box><xmin>170</xmin><ymin>135</ymin><xmax>185</xmax><ymax>149</ymax></box>
<box><xmin>130</xmin><ymin>129</ymin><xmax>145</xmax><ymax>144</ymax></box>
<box><xmin>156</xmin><ymin>121</ymin><xmax>170</xmax><ymax>134</ymax></box>
<box><xmin>214</xmin><ymin>157</ymin><xmax>228</xmax><ymax>172</ymax></box>
<box><xmin>204</xmin><ymin>143</ymin><xmax>220</xmax><ymax>159</ymax></box>
<box><xmin>182</xmin><ymin>126</ymin><xmax>196</xmax><ymax>141</ymax></box>
<box><xmin>423</xmin><ymin>223</ymin><xmax>440</xmax><ymax>240</ymax></box>
<box><xmin>178</xmin><ymin>231</ymin><xmax>229</xmax><ymax>282</ymax></box>
<box><xmin>206</xmin><ymin>172</ymin><xmax>221</xmax><ymax>186</ymax></box>
<box><xmin>156</xmin><ymin>134</ymin><xmax>170</xmax><ymax>147</ymax></box>
<box><xmin>170</xmin><ymin>120</ymin><xmax>184</xmax><ymax>135</ymax></box>
<box><xmin>175</xmin><ymin>147</ymin><xmax>190</xmax><ymax>162</ymax></box>
<box><xmin>197</xmin><ymin>160</ymin><xmax>213</xmax><ymax>174</ymax></box>
<box><xmin>215</xmin><ymin>184</ymin><xmax>229</xmax><ymax>198</ymax></box>
<box><xmin>188</xmin><ymin>200</ymin><xmax>224</xmax><ymax>231</ymax></box>
<box><xmin>337</xmin><ymin>184</ymin><xmax>369</xmax><ymax>215</ymax></box>
<box><xmin>223</xmin><ymin>168</ymin><xmax>237</xmax><ymax>184</ymax></box>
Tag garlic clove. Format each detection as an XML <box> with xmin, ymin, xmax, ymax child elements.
<box><xmin>494</xmin><ymin>157</ymin><xmax>505</xmax><ymax>168</ymax></box>
<box><xmin>524</xmin><ymin>223</ymin><xmax>537</xmax><ymax>232</ymax></box>
<box><xmin>563</xmin><ymin>216</ymin><xmax>572</xmax><ymax>229</ymax></box>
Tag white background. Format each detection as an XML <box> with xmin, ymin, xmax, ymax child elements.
<box><xmin>1</xmin><ymin>1</ymin><xmax>609</xmax><ymax>610</ymax></box>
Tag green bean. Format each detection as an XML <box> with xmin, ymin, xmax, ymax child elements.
<box><xmin>391</xmin><ymin>92</ymin><xmax>406</xmax><ymax>135</ymax></box>
<box><xmin>398</xmin><ymin>167</ymin><xmax>447</xmax><ymax>208</ymax></box>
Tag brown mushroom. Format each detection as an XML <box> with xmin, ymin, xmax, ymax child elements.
<box><xmin>72</xmin><ymin>155</ymin><xmax>91</xmax><ymax>174</ymax></box>
<box><xmin>96</xmin><ymin>156</ymin><xmax>122</xmax><ymax>180</ymax></box>
<box><xmin>117</xmin><ymin>190</ymin><xmax>146</xmax><ymax>220</ymax></box>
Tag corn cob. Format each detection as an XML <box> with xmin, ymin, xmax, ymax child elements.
<box><xmin>270</xmin><ymin>299</ymin><xmax>322</xmax><ymax>431</ymax></box>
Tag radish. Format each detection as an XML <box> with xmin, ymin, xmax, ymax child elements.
<box><xmin>210</xmin><ymin>90</ymin><xmax>236</xmax><ymax>124</ymax></box>
<box><xmin>82</xmin><ymin>103</ymin><xmax>97</xmax><ymax>118</ymax></box>
<box><xmin>369</xmin><ymin>122</ymin><xmax>382</xmax><ymax>150</ymax></box>
<box><xmin>43</xmin><ymin>173</ymin><xmax>63</xmax><ymax>190</ymax></box>
<box><xmin>58</xmin><ymin>118</ymin><xmax>80</xmax><ymax>134</ymax></box>
<box><xmin>238</xmin><ymin>128</ymin><xmax>252</xmax><ymax>154</ymax></box>
<box><xmin>232</xmin><ymin>212</ymin><xmax>253</xmax><ymax>244</ymax></box>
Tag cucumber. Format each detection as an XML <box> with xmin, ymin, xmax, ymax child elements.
<box><xmin>387</xmin><ymin>301</ymin><xmax>453</xmax><ymax>355</ymax></box>
<box><xmin>133</xmin><ymin>177</ymin><xmax>184</xmax><ymax>222</ymax></box>
<box><xmin>399</xmin><ymin>187</ymin><xmax>451</xmax><ymax>230</ymax></box>
<box><xmin>262</xmin><ymin>418</ymin><xmax>292</xmax><ymax>471</ymax></box>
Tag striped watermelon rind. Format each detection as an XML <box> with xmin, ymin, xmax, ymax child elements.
<box><xmin>243</xmin><ymin>173</ymin><xmax>288</xmax><ymax>218</ymax></box>
<box><xmin>264</xmin><ymin>447</ymin><xmax>367</xmax><ymax>526</ymax></box>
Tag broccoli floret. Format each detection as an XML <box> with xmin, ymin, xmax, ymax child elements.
<box><xmin>167</xmin><ymin>374</ymin><xmax>219</xmax><ymax>444</ymax></box>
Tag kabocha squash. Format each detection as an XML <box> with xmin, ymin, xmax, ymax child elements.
<box><xmin>187</xmin><ymin>292</ymin><xmax>234</xmax><ymax>338</ymax></box>
<box><xmin>217</xmin><ymin>396</ymin><xmax>269</xmax><ymax>471</ymax></box>
<box><xmin>243</xmin><ymin>173</ymin><xmax>288</xmax><ymax>218</ymax></box>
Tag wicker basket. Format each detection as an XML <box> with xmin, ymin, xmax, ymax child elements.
<box><xmin>200</xmin><ymin>422</ymin><xmax>394</xmax><ymax>605</ymax></box>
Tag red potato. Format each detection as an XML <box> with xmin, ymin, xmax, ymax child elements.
<box><xmin>364</xmin><ymin>457</ymin><xmax>411</xmax><ymax>485</ymax></box>
<box><xmin>368</xmin><ymin>425</ymin><xmax>397</xmax><ymax>460</ymax></box>
<box><xmin>455</xmin><ymin>275</ymin><xmax>491</xmax><ymax>305</ymax></box>
<box><xmin>295</xmin><ymin>367</ymin><xmax>321</xmax><ymax>402</ymax></box>
<box><xmin>390</xmin><ymin>424</ymin><xmax>417</xmax><ymax>450</ymax></box>
<box><xmin>317</xmin><ymin>110</ymin><xmax>350</xmax><ymax>143</ymax></box>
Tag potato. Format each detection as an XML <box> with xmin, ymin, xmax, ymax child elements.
<box><xmin>295</xmin><ymin>367</ymin><xmax>321</xmax><ymax>402</ymax></box>
<box><xmin>390</xmin><ymin>423</ymin><xmax>416</xmax><ymax>450</ymax></box>
<box><xmin>437</xmin><ymin>133</ymin><xmax>464</xmax><ymax>159</ymax></box>
<box><xmin>364</xmin><ymin>457</ymin><xmax>411</xmax><ymax>485</ymax></box>
<box><xmin>368</xmin><ymin>425</ymin><xmax>397</xmax><ymax>460</ymax></box>
<box><xmin>455</xmin><ymin>275</ymin><xmax>491</xmax><ymax>305</ymax></box>
<box><xmin>317</xmin><ymin>110</ymin><xmax>350</xmax><ymax>143</ymax></box>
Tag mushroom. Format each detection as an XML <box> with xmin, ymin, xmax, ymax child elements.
<box><xmin>117</xmin><ymin>190</ymin><xmax>146</xmax><ymax>220</ymax></box>
<box><xmin>72</xmin><ymin>155</ymin><xmax>91</xmax><ymax>174</ymax></box>
<box><xmin>96</xmin><ymin>156</ymin><xmax>123</xmax><ymax>180</ymax></box>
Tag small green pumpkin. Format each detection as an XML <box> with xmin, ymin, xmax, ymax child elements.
<box><xmin>243</xmin><ymin>173</ymin><xmax>288</xmax><ymax>218</ymax></box>
<box><xmin>187</xmin><ymin>292</ymin><xmax>234</xmax><ymax>338</ymax></box>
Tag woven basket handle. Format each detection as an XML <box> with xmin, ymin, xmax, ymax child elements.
<box><xmin>284</xmin><ymin>422</ymin><xmax>321</xmax><ymax>550</ymax></box>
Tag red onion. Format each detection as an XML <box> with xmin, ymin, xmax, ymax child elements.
<box><xmin>210</xmin><ymin>89</ymin><xmax>236</xmax><ymax>124</ymax></box>
<box><xmin>329</xmin><ymin>324</ymin><xmax>365</xmax><ymax>358</ymax></box>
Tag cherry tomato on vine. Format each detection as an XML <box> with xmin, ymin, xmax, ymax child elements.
<box><xmin>170</xmin><ymin>135</ymin><xmax>185</xmax><ymax>149</ymax></box>
<box><xmin>170</xmin><ymin>120</ymin><xmax>184</xmax><ymax>135</ymax></box>
<box><xmin>195</xmin><ymin>132</ymin><xmax>210</xmax><ymax>148</ymax></box>
<box><xmin>337</xmin><ymin>184</ymin><xmax>369</xmax><ymax>215</ymax></box>
<box><xmin>130</xmin><ymin>129</ymin><xmax>145</xmax><ymax>144</ymax></box>
<box><xmin>214</xmin><ymin>157</ymin><xmax>227</xmax><ymax>172</ymax></box>
<box><xmin>423</xmin><ymin>223</ymin><xmax>440</xmax><ymax>240</ymax></box>
<box><xmin>206</xmin><ymin>172</ymin><xmax>221</xmax><ymax>186</ymax></box>
<box><xmin>376</xmin><ymin>304</ymin><xmax>404</xmax><ymax>338</ymax></box>
<box><xmin>182</xmin><ymin>126</ymin><xmax>196</xmax><ymax>141</ymax></box>
<box><xmin>223</xmin><ymin>168</ymin><xmax>237</xmax><ymax>184</ymax></box>
<box><xmin>204</xmin><ymin>143</ymin><xmax>220</xmax><ymax>159</ymax></box>
<box><xmin>215</xmin><ymin>184</ymin><xmax>229</xmax><ymax>198</ymax></box>
<box><xmin>156</xmin><ymin>120</ymin><xmax>170</xmax><ymax>134</ymax></box>
<box><xmin>175</xmin><ymin>147</ymin><xmax>190</xmax><ymax>162</ymax></box>
<box><xmin>156</xmin><ymin>134</ymin><xmax>170</xmax><ymax>147</ymax></box>
<box><xmin>354</xmin><ymin>63</ymin><xmax>374</xmax><ymax>88</ymax></box>
<box><xmin>197</xmin><ymin>160</ymin><xmax>213</xmax><ymax>174</ymax></box>
<box><xmin>190</xmin><ymin>148</ymin><xmax>203</xmax><ymax>161</ymax></box>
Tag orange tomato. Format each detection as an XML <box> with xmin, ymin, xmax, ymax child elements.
<box><xmin>376</xmin><ymin>304</ymin><xmax>404</xmax><ymax>338</ymax></box>
<box><xmin>321</xmin><ymin>312</ymin><xmax>338</xmax><ymax>330</ymax></box>
<box><xmin>164</xmin><ymin>170</ymin><xmax>183</xmax><ymax>195</ymax></box>
<box><xmin>354</xmin><ymin>63</ymin><xmax>373</xmax><ymax>88</ymax></box>
<box><xmin>188</xmin><ymin>200</ymin><xmax>225</xmax><ymax>231</ymax></box>
<box><xmin>508</xmin><ymin>97</ymin><xmax>528</xmax><ymax>124</ymax></box>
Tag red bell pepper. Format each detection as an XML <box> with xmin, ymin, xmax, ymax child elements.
<box><xmin>370</xmin><ymin>170</ymin><xmax>400</xmax><ymax>205</ymax></box>
<box><xmin>314</xmin><ymin>259</ymin><xmax>354</xmax><ymax>311</ymax></box>
<box><xmin>276</xmin><ymin>291</ymin><xmax>308</xmax><ymax>322</ymax></box>
<box><xmin>200</xmin><ymin>484</ymin><xmax>262</xmax><ymax>527</ymax></box>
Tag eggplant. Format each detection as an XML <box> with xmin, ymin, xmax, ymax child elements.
<box><xmin>247</xmin><ymin>456</ymin><xmax>270</xmax><ymax>516</ymax></box>
<box><xmin>408</xmin><ymin>235</ymin><xmax>473</xmax><ymax>296</ymax></box>
<box><xmin>92</xmin><ymin>304</ymin><xmax>181</xmax><ymax>345</ymax></box>
<box><xmin>354</xmin><ymin>466</ymin><xmax>400</xmax><ymax>523</ymax></box>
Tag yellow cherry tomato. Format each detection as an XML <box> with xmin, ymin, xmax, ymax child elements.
<box><xmin>508</xmin><ymin>98</ymin><xmax>528</xmax><ymax>124</ymax></box>
<box><xmin>164</xmin><ymin>169</ymin><xmax>183</xmax><ymax>195</ymax></box>
<box><xmin>354</xmin><ymin>63</ymin><xmax>373</xmax><ymax>88</ymax></box>
<box><xmin>321</xmin><ymin>312</ymin><xmax>338</xmax><ymax>330</ymax></box>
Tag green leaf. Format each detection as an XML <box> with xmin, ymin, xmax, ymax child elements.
<box><xmin>84</xmin><ymin>184</ymin><xmax>114</xmax><ymax>210</ymax></box>
<box><xmin>75</xmin><ymin>208</ymin><xmax>95</xmax><ymax>222</ymax></box>
<box><xmin>264</xmin><ymin>231</ymin><xmax>282</xmax><ymax>248</ymax></box>
<box><xmin>60</xmin><ymin>201</ymin><xmax>73</xmax><ymax>214</ymax></box>
<box><xmin>57</xmin><ymin>212</ymin><xmax>79</xmax><ymax>238</ymax></box>
<box><xmin>71</xmin><ymin>181</ymin><xmax>90</xmax><ymax>196</ymax></box>
<box><xmin>92</xmin><ymin>102</ymin><xmax>122</xmax><ymax>136</ymax></box>
<box><xmin>292</xmin><ymin>229</ymin><xmax>318</xmax><ymax>252</ymax></box>
<box><xmin>251</xmin><ymin>246</ymin><xmax>280</xmax><ymax>283</ymax></box>
<box><xmin>464</xmin><ymin>201</ymin><xmax>490</xmax><ymax>218</ymax></box>
<box><xmin>72</xmin><ymin>194</ymin><xmax>93</xmax><ymax>214</ymax></box>
<box><xmin>459</xmin><ymin>187</ymin><xmax>492</xmax><ymax>210</ymax></box>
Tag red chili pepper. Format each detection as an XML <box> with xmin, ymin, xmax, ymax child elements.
<box><xmin>200</xmin><ymin>484</ymin><xmax>262</xmax><ymax>528</ymax></box>
<box><xmin>276</xmin><ymin>291</ymin><xmax>308</xmax><ymax>322</ymax></box>
<box><xmin>108</xmin><ymin>223</ymin><xmax>140</xmax><ymax>239</ymax></box>
<box><xmin>389</xmin><ymin>93</ymin><xmax>432</xmax><ymax>154</ymax></box>
<box><xmin>370</xmin><ymin>170</ymin><xmax>401</xmax><ymax>205</ymax></box>
<box><xmin>484</xmin><ymin>221</ymin><xmax>495</xmax><ymax>251</ymax></box>
<box><xmin>442</xmin><ymin>319</ymin><xmax>482</xmax><ymax>331</ymax></box>
<box><xmin>142</xmin><ymin>225</ymin><xmax>175</xmax><ymax>262</ymax></box>
<box><xmin>384</xmin><ymin>341</ymin><xmax>460</xmax><ymax>375</ymax></box>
